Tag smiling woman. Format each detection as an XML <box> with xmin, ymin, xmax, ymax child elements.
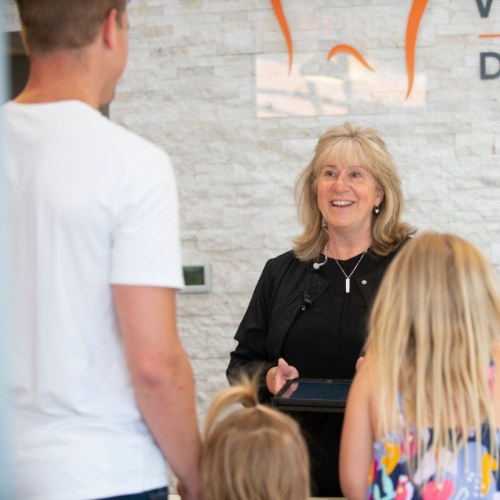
<box><xmin>227</xmin><ymin>122</ymin><xmax>415</xmax><ymax>497</ymax></box>
<box><xmin>316</xmin><ymin>162</ymin><xmax>383</xmax><ymax>245</ymax></box>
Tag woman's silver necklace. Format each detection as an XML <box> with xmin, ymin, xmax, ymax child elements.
<box><xmin>333</xmin><ymin>250</ymin><xmax>367</xmax><ymax>294</ymax></box>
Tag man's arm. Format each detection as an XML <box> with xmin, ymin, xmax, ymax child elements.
<box><xmin>113</xmin><ymin>285</ymin><xmax>202</xmax><ymax>500</ymax></box>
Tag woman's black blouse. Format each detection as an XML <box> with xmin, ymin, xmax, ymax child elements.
<box><xmin>227</xmin><ymin>246</ymin><xmax>403</xmax><ymax>497</ymax></box>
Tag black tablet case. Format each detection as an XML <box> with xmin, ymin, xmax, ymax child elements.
<box><xmin>272</xmin><ymin>378</ymin><xmax>351</xmax><ymax>413</ymax></box>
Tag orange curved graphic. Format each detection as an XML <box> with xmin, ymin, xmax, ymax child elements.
<box><xmin>271</xmin><ymin>0</ymin><xmax>293</xmax><ymax>74</ymax></box>
<box><xmin>405</xmin><ymin>0</ymin><xmax>430</xmax><ymax>99</ymax></box>
<box><xmin>327</xmin><ymin>44</ymin><xmax>374</xmax><ymax>72</ymax></box>
<box><xmin>270</xmin><ymin>1</ymin><xmax>431</xmax><ymax>100</ymax></box>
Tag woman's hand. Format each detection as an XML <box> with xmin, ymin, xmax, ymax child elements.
<box><xmin>266</xmin><ymin>357</ymin><xmax>299</xmax><ymax>395</ymax></box>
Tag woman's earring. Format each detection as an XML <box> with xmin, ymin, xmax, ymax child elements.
<box><xmin>321</xmin><ymin>218</ymin><xmax>327</xmax><ymax>229</ymax></box>
<box><xmin>373</xmin><ymin>205</ymin><xmax>380</xmax><ymax>215</ymax></box>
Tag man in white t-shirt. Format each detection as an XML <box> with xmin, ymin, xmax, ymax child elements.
<box><xmin>5</xmin><ymin>1</ymin><xmax>202</xmax><ymax>499</ymax></box>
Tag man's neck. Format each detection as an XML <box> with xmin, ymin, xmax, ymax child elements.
<box><xmin>16</xmin><ymin>50</ymin><xmax>102</xmax><ymax>108</ymax></box>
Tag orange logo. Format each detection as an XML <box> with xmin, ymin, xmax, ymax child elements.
<box><xmin>271</xmin><ymin>0</ymin><xmax>430</xmax><ymax>99</ymax></box>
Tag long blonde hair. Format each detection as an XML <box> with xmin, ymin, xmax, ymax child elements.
<box><xmin>293</xmin><ymin>122</ymin><xmax>414</xmax><ymax>261</ymax></box>
<box><xmin>201</xmin><ymin>376</ymin><xmax>310</xmax><ymax>500</ymax></box>
<box><xmin>365</xmin><ymin>232</ymin><xmax>500</xmax><ymax>476</ymax></box>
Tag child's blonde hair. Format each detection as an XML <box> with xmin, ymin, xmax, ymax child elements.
<box><xmin>365</xmin><ymin>231</ymin><xmax>500</xmax><ymax>476</ymax></box>
<box><xmin>201</xmin><ymin>375</ymin><xmax>310</xmax><ymax>500</ymax></box>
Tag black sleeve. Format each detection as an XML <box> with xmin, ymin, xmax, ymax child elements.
<box><xmin>226</xmin><ymin>259</ymin><xmax>275</xmax><ymax>402</ymax></box>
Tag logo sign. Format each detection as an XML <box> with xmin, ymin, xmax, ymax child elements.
<box><xmin>270</xmin><ymin>0</ymin><xmax>499</xmax><ymax>100</ymax></box>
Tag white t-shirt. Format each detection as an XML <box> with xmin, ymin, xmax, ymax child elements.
<box><xmin>4</xmin><ymin>100</ymin><xmax>184</xmax><ymax>500</ymax></box>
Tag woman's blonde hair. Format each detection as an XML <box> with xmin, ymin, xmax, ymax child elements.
<box><xmin>365</xmin><ymin>231</ymin><xmax>500</xmax><ymax>476</ymax></box>
<box><xmin>201</xmin><ymin>376</ymin><xmax>310</xmax><ymax>500</ymax></box>
<box><xmin>293</xmin><ymin>122</ymin><xmax>414</xmax><ymax>261</ymax></box>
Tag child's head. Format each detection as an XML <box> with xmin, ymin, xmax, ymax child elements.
<box><xmin>201</xmin><ymin>376</ymin><xmax>310</xmax><ymax>500</ymax></box>
<box><xmin>366</xmin><ymin>231</ymin><xmax>500</xmax><ymax>441</ymax></box>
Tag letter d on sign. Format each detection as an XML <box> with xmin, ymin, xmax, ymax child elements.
<box><xmin>480</xmin><ymin>52</ymin><xmax>500</xmax><ymax>79</ymax></box>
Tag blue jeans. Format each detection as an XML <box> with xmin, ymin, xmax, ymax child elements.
<box><xmin>98</xmin><ymin>486</ymin><xmax>169</xmax><ymax>500</ymax></box>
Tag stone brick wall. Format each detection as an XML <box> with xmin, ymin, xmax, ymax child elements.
<box><xmin>4</xmin><ymin>0</ymin><xmax>500</xmax><ymax>488</ymax></box>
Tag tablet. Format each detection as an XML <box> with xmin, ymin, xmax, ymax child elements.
<box><xmin>271</xmin><ymin>378</ymin><xmax>351</xmax><ymax>413</ymax></box>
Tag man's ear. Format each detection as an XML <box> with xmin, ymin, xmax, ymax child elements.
<box><xmin>19</xmin><ymin>28</ymin><xmax>31</xmax><ymax>56</ymax></box>
<box><xmin>102</xmin><ymin>8</ymin><xmax>118</xmax><ymax>49</ymax></box>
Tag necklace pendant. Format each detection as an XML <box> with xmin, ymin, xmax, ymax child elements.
<box><xmin>333</xmin><ymin>250</ymin><xmax>367</xmax><ymax>294</ymax></box>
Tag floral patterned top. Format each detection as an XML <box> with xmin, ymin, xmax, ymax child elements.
<box><xmin>368</xmin><ymin>425</ymin><xmax>500</xmax><ymax>499</ymax></box>
<box><xmin>368</xmin><ymin>362</ymin><xmax>499</xmax><ymax>499</ymax></box>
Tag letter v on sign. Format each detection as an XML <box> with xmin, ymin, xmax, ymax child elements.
<box><xmin>476</xmin><ymin>0</ymin><xmax>494</xmax><ymax>17</ymax></box>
